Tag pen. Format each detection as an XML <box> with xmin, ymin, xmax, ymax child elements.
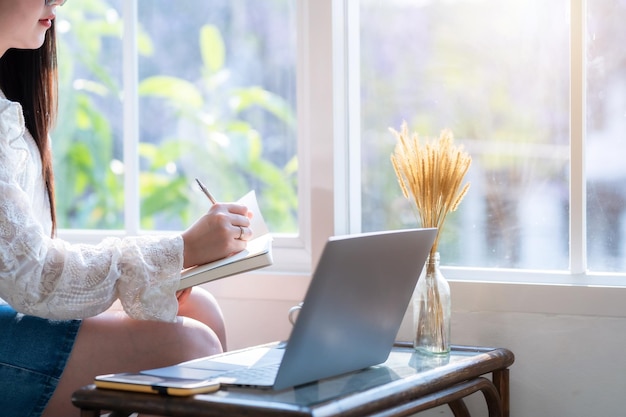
<box><xmin>195</xmin><ymin>178</ymin><xmax>217</xmax><ymax>205</ymax></box>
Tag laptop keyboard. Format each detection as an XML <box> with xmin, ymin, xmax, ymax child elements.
<box><xmin>218</xmin><ymin>362</ymin><xmax>280</xmax><ymax>386</ymax></box>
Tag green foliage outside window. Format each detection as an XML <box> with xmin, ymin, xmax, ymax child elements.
<box><xmin>53</xmin><ymin>2</ymin><xmax>297</xmax><ymax>233</ymax></box>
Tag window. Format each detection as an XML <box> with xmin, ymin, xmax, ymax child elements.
<box><xmin>54</xmin><ymin>1</ymin><xmax>298</xmax><ymax>237</ymax></box>
<box><xmin>54</xmin><ymin>0</ymin><xmax>626</xmax><ymax>281</ymax></box>
<box><xmin>586</xmin><ymin>0</ymin><xmax>626</xmax><ymax>272</ymax></box>
<box><xmin>354</xmin><ymin>0</ymin><xmax>626</xmax><ymax>276</ymax></box>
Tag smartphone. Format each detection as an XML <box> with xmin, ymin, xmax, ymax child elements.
<box><xmin>94</xmin><ymin>372</ymin><xmax>221</xmax><ymax>396</ymax></box>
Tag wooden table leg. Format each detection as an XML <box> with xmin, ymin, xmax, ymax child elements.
<box><xmin>492</xmin><ymin>369</ymin><xmax>510</xmax><ymax>417</ymax></box>
<box><xmin>448</xmin><ymin>399</ymin><xmax>471</xmax><ymax>417</ymax></box>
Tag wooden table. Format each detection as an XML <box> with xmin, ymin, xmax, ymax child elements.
<box><xmin>72</xmin><ymin>343</ymin><xmax>514</xmax><ymax>417</ymax></box>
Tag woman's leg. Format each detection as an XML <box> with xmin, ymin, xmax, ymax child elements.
<box><xmin>177</xmin><ymin>286</ymin><xmax>227</xmax><ymax>350</ymax></box>
<box><xmin>43</xmin><ymin>287</ymin><xmax>225</xmax><ymax>417</ymax></box>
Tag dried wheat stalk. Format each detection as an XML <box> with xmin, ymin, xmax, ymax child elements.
<box><xmin>390</xmin><ymin>121</ymin><xmax>471</xmax><ymax>273</ymax></box>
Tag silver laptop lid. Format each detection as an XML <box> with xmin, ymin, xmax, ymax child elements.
<box><xmin>274</xmin><ymin>228</ymin><xmax>437</xmax><ymax>390</ymax></box>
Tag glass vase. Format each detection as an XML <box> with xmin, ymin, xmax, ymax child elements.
<box><xmin>412</xmin><ymin>252</ymin><xmax>451</xmax><ymax>355</ymax></box>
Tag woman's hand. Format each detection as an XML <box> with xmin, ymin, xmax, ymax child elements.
<box><xmin>181</xmin><ymin>203</ymin><xmax>253</xmax><ymax>269</ymax></box>
<box><xmin>176</xmin><ymin>288</ymin><xmax>192</xmax><ymax>304</ymax></box>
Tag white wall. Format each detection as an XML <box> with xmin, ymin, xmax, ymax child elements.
<box><xmin>205</xmin><ymin>275</ymin><xmax>626</xmax><ymax>417</ymax></box>
<box><xmin>450</xmin><ymin>311</ymin><xmax>626</xmax><ymax>417</ymax></box>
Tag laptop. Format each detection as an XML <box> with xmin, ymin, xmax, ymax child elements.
<box><xmin>127</xmin><ymin>228</ymin><xmax>436</xmax><ymax>391</ymax></box>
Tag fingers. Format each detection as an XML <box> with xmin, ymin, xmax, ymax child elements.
<box><xmin>176</xmin><ymin>288</ymin><xmax>192</xmax><ymax>304</ymax></box>
<box><xmin>218</xmin><ymin>202</ymin><xmax>250</xmax><ymax>217</ymax></box>
<box><xmin>211</xmin><ymin>203</ymin><xmax>253</xmax><ymax>241</ymax></box>
<box><xmin>211</xmin><ymin>203</ymin><xmax>251</xmax><ymax>225</ymax></box>
<box><xmin>234</xmin><ymin>225</ymin><xmax>253</xmax><ymax>241</ymax></box>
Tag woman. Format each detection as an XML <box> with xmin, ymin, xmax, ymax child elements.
<box><xmin>0</xmin><ymin>1</ymin><xmax>253</xmax><ymax>416</ymax></box>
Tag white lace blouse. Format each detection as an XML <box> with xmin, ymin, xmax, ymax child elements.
<box><xmin>0</xmin><ymin>93</ymin><xmax>183</xmax><ymax>322</ymax></box>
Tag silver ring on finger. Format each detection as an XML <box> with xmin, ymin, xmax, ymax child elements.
<box><xmin>238</xmin><ymin>225</ymin><xmax>244</xmax><ymax>240</ymax></box>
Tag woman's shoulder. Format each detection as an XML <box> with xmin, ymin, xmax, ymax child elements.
<box><xmin>0</xmin><ymin>94</ymin><xmax>31</xmax><ymax>184</ymax></box>
<box><xmin>0</xmin><ymin>94</ymin><xmax>26</xmax><ymax>143</ymax></box>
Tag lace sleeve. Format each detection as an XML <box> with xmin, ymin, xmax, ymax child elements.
<box><xmin>0</xmin><ymin>98</ymin><xmax>183</xmax><ymax>322</ymax></box>
<box><xmin>0</xmin><ymin>180</ymin><xmax>185</xmax><ymax>322</ymax></box>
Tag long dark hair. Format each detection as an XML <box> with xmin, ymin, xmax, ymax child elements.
<box><xmin>0</xmin><ymin>22</ymin><xmax>58</xmax><ymax>237</ymax></box>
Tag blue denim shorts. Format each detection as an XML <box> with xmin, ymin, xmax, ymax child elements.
<box><xmin>0</xmin><ymin>304</ymin><xmax>81</xmax><ymax>417</ymax></box>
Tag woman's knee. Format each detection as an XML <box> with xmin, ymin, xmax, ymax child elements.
<box><xmin>177</xmin><ymin>287</ymin><xmax>227</xmax><ymax>349</ymax></box>
<box><xmin>175</xmin><ymin>316</ymin><xmax>224</xmax><ymax>358</ymax></box>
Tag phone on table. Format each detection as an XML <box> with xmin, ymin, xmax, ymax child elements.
<box><xmin>94</xmin><ymin>372</ymin><xmax>220</xmax><ymax>396</ymax></box>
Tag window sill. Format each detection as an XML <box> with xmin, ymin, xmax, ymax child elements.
<box><xmin>205</xmin><ymin>268</ymin><xmax>626</xmax><ymax>319</ymax></box>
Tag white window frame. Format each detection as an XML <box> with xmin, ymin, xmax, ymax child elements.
<box><xmin>341</xmin><ymin>0</ymin><xmax>626</xmax><ymax>286</ymax></box>
<box><xmin>58</xmin><ymin>0</ymin><xmax>317</xmax><ymax>269</ymax></box>
<box><xmin>335</xmin><ymin>0</ymin><xmax>626</xmax><ymax>320</ymax></box>
<box><xmin>59</xmin><ymin>0</ymin><xmax>626</xmax><ymax>318</ymax></box>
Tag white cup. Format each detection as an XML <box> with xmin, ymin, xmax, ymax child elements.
<box><xmin>288</xmin><ymin>302</ymin><xmax>303</xmax><ymax>325</ymax></box>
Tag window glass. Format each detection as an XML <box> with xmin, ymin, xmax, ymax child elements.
<box><xmin>586</xmin><ymin>0</ymin><xmax>626</xmax><ymax>272</ymax></box>
<box><xmin>359</xmin><ymin>0</ymin><xmax>570</xmax><ymax>270</ymax></box>
<box><xmin>54</xmin><ymin>0</ymin><xmax>124</xmax><ymax>229</ymax></box>
<box><xmin>54</xmin><ymin>1</ymin><xmax>298</xmax><ymax>234</ymax></box>
<box><xmin>137</xmin><ymin>1</ymin><xmax>297</xmax><ymax>233</ymax></box>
